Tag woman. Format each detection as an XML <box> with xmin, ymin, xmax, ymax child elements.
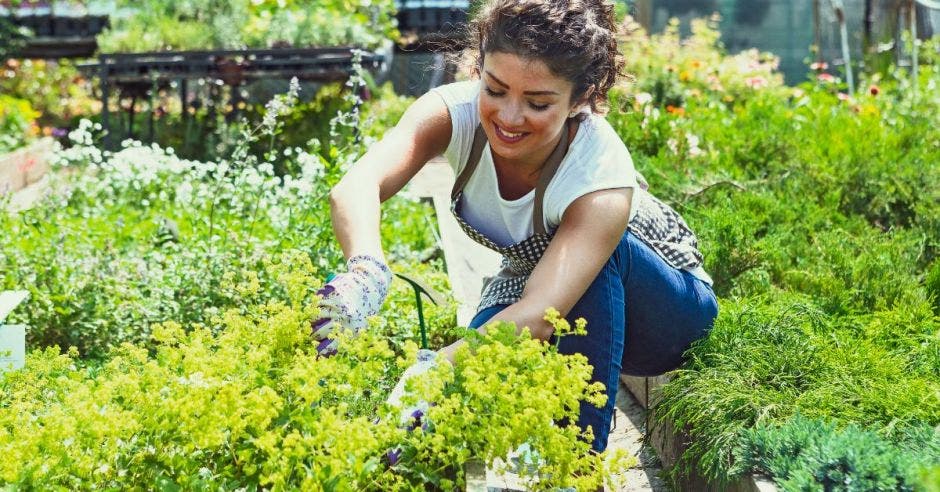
<box><xmin>312</xmin><ymin>0</ymin><xmax>718</xmax><ymax>453</ymax></box>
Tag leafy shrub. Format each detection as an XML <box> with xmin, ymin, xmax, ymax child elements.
<box><xmin>0</xmin><ymin>251</ymin><xmax>628</xmax><ymax>490</ymax></box>
<box><xmin>654</xmin><ymin>296</ymin><xmax>940</xmax><ymax>484</ymax></box>
<box><xmin>0</xmin><ymin>78</ymin><xmax>433</xmax><ymax>359</ymax></box>
<box><xmin>97</xmin><ymin>0</ymin><xmax>399</xmax><ymax>52</ymax></box>
<box><xmin>0</xmin><ymin>59</ymin><xmax>98</xmax><ymax>130</ymax></box>
<box><xmin>605</xmin><ymin>21</ymin><xmax>939</xmax><ymax>488</ymax></box>
<box><xmin>733</xmin><ymin>415</ymin><xmax>940</xmax><ymax>492</ymax></box>
<box><xmin>0</xmin><ymin>94</ymin><xmax>39</xmax><ymax>154</ymax></box>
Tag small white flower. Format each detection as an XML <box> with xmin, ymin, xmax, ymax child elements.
<box><xmin>245</xmin><ymin>172</ymin><xmax>263</xmax><ymax>187</ymax></box>
<box><xmin>176</xmin><ymin>182</ymin><xmax>193</xmax><ymax>203</ymax></box>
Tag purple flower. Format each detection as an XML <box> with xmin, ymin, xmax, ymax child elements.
<box><xmin>386</xmin><ymin>448</ymin><xmax>402</xmax><ymax>466</ymax></box>
<box><xmin>51</xmin><ymin>127</ymin><xmax>68</xmax><ymax>138</ymax></box>
<box><xmin>406</xmin><ymin>409</ymin><xmax>427</xmax><ymax>432</ymax></box>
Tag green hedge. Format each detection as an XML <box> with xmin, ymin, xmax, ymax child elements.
<box><xmin>609</xmin><ymin>18</ymin><xmax>940</xmax><ymax>490</ymax></box>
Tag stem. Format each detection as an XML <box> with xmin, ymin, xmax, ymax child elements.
<box><xmin>244</xmin><ymin>184</ymin><xmax>263</xmax><ymax>251</ymax></box>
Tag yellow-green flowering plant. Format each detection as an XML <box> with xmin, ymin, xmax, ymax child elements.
<box><xmin>0</xmin><ymin>250</ymin><xmax>632</xmax><ymax>490</ymax></box>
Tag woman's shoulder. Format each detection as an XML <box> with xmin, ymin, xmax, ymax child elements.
<box><xmin>430</xmin><ymin>80</ymin><xmax>481</xmax><ymax>110</ymax></box>
<box><xmin>568</xmin><ymin>114</ymin><xmax>633</xmax><ymax>169</ymax></box>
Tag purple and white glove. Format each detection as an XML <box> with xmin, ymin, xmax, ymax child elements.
<box><xmin>310</xmin><ymin>254</ymin><xmax>392</xmax><ymax>357</ymax></box>
<box><xmin>385</xmin><ymin>349</ymin><xmax>441</xmax><ymax>467</ymax></box>
<box><xmin>387</xmin><ymin>349</ymin><xmax>440</xmax><ymax>431</ymax></box>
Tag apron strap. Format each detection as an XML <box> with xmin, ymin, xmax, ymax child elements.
<box><xmin>451</xmin><ymin>124</ymin><xmax>488</xmax><ymax>201</ymax></box>
<box><xmin>532</xmin><ymin>120</ymin><xmax>575</xmax><ymax>235</ymax></box>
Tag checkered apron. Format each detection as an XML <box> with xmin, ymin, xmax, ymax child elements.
<box><xmin>451</xmin><ymin>122</ymin><xmax>704</xmax><ymax>312</ymax></box>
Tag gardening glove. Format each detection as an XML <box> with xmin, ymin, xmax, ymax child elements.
<box><xmin>310</xmin><ymin>254</ymin><xmax>392</xmax><ymax>357</ymax></box>
<box><xmin>386</xmin><ymin>349</ymin><xmax>441</xmax><ymax>431</ymax></box>
<box><xmin>385</xmin><ymin>349</ymin><xmax>443</xmax><ymax>467</ymax></box>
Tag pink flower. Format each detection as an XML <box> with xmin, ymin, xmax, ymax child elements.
<box><xmin>810</xmin><ymin>61</ymin><xmax>829</xmax><ymax>71</ymax></box>
<box><xmin>837</xmin><ymin>92</ymin><xmax>851</xmax><ymax>101</ymax></box>
<box><xmin>745</xmin><ymin>76</ymin><xmax>768</xmax><ymax>89</ymax></box>
<box><xmin>817</xmin><ymin>73</ymin><xmax>836</xmax><ymax>83</ymax></box>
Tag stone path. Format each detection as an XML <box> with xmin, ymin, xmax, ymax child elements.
<box><xmin>410</xmin><ymin>158</ymin><xmax>667</xmax><ymax>492</ymax></box>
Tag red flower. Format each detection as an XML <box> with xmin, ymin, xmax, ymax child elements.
<box><xmin>869</xmin><ymin>84</ymin><xmax>880</xmax><ymax>96</ymax></box>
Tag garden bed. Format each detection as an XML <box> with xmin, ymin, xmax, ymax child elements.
<box><xmin>621</xmin><ymin>375</ymin><xmax>777</xmax><ymax>492</ymax></box>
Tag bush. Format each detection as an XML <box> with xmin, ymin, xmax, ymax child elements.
<box><xmin>733</xmin><ymin>415</ymin><xmax>940</xmax><ymax>491</ymax></box>
<box><xmin>0</xmin><ymin>251</ymin><xmax>627</xmax><ymax>490</ymax></box>
<box><xmin>97</xmin><ymin>0</ymin><xmax>399</xmax><ymax>52</ymax></box>
<box><xmin>0</xmin><ymin>94</ymin><xmax>39</xmax><ymax>154</ymax></box>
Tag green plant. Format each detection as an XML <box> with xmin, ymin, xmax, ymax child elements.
<box><xmin>96</xmin><ymin>0</ymin><xmax>399</xmax><ymax>52</ymax></box>
<box><xmin>0</xmin><ymin>251</ymin><xmax>629</xmax><ymax>490</ymax></box>
<box><xmin>0</xmin><ymin>77</ymin><xmax>433</xmax><ymax>359</ymax></box>
<box><xmin>653</xmin><ymin>295</ymin><xmax>939</xmax><ymax>486</ymax></box>
<box><xmin>0</xmin><ymin>94</ymin><xmax>39</xmax><ymax>153</ymax></box>
<box><xmin>733</xmin><ymin>415</ymin><xmax>940</xmax><ymax>491</ymax></box>
<box><xmin>0</xmin><ymin>59</ymin><xmax>98</xmax><ymax>130</ymax></box>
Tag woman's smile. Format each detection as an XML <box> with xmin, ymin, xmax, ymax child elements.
<box><xmin>493</xmin><ymin>123</ymin><xmax>529</xmax><ymax>143</ymax></box>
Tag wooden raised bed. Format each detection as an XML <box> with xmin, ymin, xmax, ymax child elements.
<box><xmin>620</xmin><ymin>375</ymin><xmax>778</xmax><ymax>492</ymax></box>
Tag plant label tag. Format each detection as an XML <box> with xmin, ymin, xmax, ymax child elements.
<box><xmin>0</xmin><ymin>324</ymin><xmax>25</xmax><ymax>374</ymax></box>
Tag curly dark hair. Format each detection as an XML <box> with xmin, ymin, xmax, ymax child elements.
<box><xmin>468</xmin><ymin>0</ymin><xmax>624</xmax><ymax>115</ymax></box>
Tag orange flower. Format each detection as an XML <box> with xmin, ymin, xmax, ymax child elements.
<box><xmin>665</xmin><ymin>105</ymin><xmax>685</xmax><ymax>116</ymax></box>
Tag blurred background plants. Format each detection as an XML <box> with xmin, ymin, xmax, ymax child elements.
<box><xmin>96</xmin><ymin>0</ymin><xmax>399</xmax><ymax>52</ymax></box>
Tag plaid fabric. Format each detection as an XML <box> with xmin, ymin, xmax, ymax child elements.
<box><xmin>451</xmin><ymin>195</ymin><xmax>553</xmax><ymax>309</ymax></box>
<box><xmin>450</xmin><ymin>125</ymin><xmax>704</xmax><ymax>312</ymax></box>
<box><xmin>452</xmin><ymin>189</ymin><xmax>704</xmax><ymax>312</ymax></box>
<box><xmin>627</xmin><ymin>188</ymin><xmax>704</xmax><ymax>270</ymax></box>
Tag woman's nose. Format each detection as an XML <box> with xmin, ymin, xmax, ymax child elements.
<box><xmin>497</xmin><ymin>101</ymin><xmax>525</xmax><ymax>127</ymax></box>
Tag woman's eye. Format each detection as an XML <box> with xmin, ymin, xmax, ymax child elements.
<box><xmin>485</xmin><ymin>86</ymin><xmax>549</xmax><ymax>111</ymax></box>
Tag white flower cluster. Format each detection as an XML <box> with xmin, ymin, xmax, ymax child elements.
<box><xmin>667</xmin><ymin>133</ymin><xmax>705</xmax><ymax>158</ymax></box>
<box><xmin>261</xmin><ymin>77</ymin><xmax>301</xmax><ymax>136</ymax></box>
<box><xmin>52</xmin><ymin>118</ymin><xmax>329</xmax><ymax>233</ymax></box>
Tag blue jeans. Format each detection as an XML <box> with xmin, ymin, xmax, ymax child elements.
<box><xmin>469</xmin><ymin>231</ymin><xmax>718</xmax><ymax>452</ymax></box>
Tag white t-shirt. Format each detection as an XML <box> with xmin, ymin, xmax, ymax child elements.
<box><xmin>431</xmin><ymin>80</ymin><xmax>639</xmax><ymax>247</ymax></box>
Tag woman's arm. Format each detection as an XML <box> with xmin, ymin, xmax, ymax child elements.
<box><xmin>439</xmin><ymin>187</ymin><xmax>633</xmax><ymax>362</ymax></box>
<box><xmin>329</xmin><ymin>91</ymin><xmax>453</xmax><ymax>260</ymax></box>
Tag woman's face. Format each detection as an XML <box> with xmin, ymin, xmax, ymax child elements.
<box><xmin>478</xmin><ymin>51</ymin><xmax>579</xmax><ymax>169</ymax></box>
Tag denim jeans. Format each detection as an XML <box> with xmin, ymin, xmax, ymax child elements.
<box><xmin>468</xmin><ymin>231</ymin><xmax>719</xmax><ymax>452</ymax></box>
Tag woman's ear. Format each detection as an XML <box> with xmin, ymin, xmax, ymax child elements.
<box><xmin>569</xmin><ymin>86</ymin><xmax>595</xmax><ymax>117</ymax></box>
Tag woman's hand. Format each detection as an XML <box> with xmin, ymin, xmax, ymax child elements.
<box><xmin>310</xmin><ymin>254</ymin><xmax>392</xmax><ymax>356</ymax></box>
<box><xmin>386</xmin><ymin>349</ymin><xmax>448</xmax><ymax>429</ymax></box>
